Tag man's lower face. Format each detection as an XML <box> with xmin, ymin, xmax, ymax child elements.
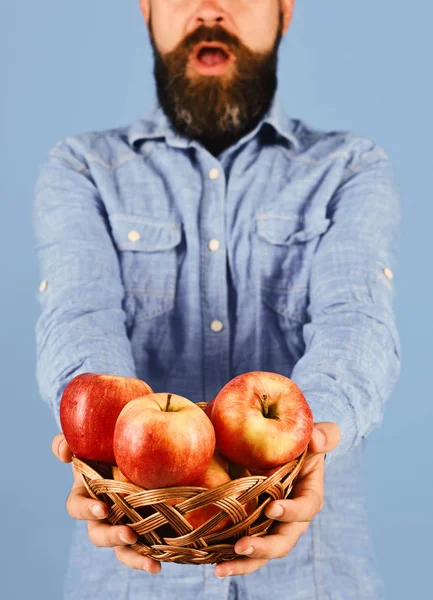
<box><xmin>149</xmin><ymin>20</ymin><xmax>282</xmax><ymax>155</ymax></box>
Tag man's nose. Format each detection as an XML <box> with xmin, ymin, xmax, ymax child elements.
<box><xmin>194</xmin><ymin>0</ymin><xmax>225</xmax><ymax>27</ymax></box>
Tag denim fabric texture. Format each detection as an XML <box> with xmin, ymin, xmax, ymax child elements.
<box><xmin>33</xmin><ymin>91</ymin><xmax>401</xmax><ymax>599</ymax></box>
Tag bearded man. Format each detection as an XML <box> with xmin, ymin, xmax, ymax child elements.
<box><xmin>34</xmin><ymin>1</ymin><xmax>401</xmax><ymax>598</ymax></box>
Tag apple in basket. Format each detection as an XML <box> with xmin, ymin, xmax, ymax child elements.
<box><xmin>211</xmin><ymin>371</ymin><xmax>314</xmax><ymax>470</ymax></box>
<box><xmin>113</xmin><ymin>393</ymin><xmax>216</xmax><ymax>489</ymax></box>
<box><xmin>204</xmin><ymin>397</ymin><xmax>216</xmax><ymax>419</ymax></box>
<box><xmin>60</xmin><ymin>373</ymin><xmax>153</xmax><ymax>464</ymax></box>
<box><xmin>176</xmin><ymin>450</ymin><xmax>258</xmax><ymax>534</ymax></box>
<box><xmin>112</xmin><ymin>452</ymin><xmax>258</xmax><ymax>534</ymax></box>
<box><xmin>111</xmin><ymin>465</ymin><xmax>156</xmax><ymax>520</ymax></box>
<box><xmin>112</xmin><ymin>465</ymin><xmax>133</xmax><ymax>487</ymax></box>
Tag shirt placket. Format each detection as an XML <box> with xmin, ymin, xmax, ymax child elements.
<box><xmin>200</xmin><ymin>162</ymin><xmax>231</xmax><ymax>403</ymax></box>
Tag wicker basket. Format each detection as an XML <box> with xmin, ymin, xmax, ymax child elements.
<box><xmin>72</xmin><ymin>402</ymin><xmax>307</xmax><ymax>565</ymax></box>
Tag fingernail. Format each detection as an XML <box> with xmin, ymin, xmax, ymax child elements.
<box><xmin>238</xmin><ymin>546</ymin><xmax>254</xmax><ymax>556</ymax></box>
<box><xmin>120</xmin><ymin>532</ymin><xmax>135</xmax><ymax>544</ymax></box>
<box><xmin>91</xmin><ymin>504</ymin><xmax>105</xmax><ymax>518</ymax></box>
<box><xmin>215</xmin><ymin>570</ymin><xmax>233</xmax><ymax>579</ymax></box>
<box><xmin>267</xmin><ymin>504</ymin><xmax>283</xmax><ymax>518</ymax></box>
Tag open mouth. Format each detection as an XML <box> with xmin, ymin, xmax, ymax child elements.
<box><xmin>193</xmin><ymin>42</ymin><xmax>232</xmax><ymax>69</ymax></box>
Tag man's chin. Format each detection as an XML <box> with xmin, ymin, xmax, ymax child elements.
<box><xmin>171</xmin><ymin>98</ymin><xmax>258</xmax><ymax>156</ymax></box>
<box><xmin>161</xmin><ymin>78</ymin><xmax>272</xmax><ymax>155</ymax></box>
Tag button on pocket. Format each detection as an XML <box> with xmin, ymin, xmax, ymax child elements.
<box><xmin>255</xmin><ymin>214</ymin><xmax>330</xmax><ymax>322</ymax></box>
<box><xmin>109</xmin><ymin>214</ymin><xmax>183</xmax><ymax>320</ymax></box>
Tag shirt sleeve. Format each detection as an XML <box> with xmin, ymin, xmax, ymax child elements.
<box><xmin>290</xmin><ymin>144</ymin><xmax>402</xmax><ymax>465</ymax></box>
<box><xmin>33</xmin><ymin>139</ymin><xmax>138</xmax><ymax>431</ymax></box>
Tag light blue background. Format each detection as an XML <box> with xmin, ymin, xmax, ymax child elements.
<box><xmin>1</xmin><ymin>1</ymin><xmax>431</xmax><ymax>598</ymax></box>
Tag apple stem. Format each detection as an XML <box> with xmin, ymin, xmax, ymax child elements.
<box><xmin>165</xmin><ymin>394</ymin><xmax>172</xmax><ymax>412</ymax></box>
<box><xmin>261</xmin><ymin>394</ymin><xmax>269</xmax><ymax>417</ymax></box>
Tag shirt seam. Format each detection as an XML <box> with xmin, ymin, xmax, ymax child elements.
<box><xmin>49</xmin><ymin>149</ymin><xmax>142</xmax><ymax>173</ymax></box>
<box><xmin>85</xmin><ymin>152</ymin><xmax>140</xmax><ymax>170</ymax></box>
<box><xmin>110</xmin><ymin>213</ymin><xmax>181</xmax><ymax>229</ymax></box>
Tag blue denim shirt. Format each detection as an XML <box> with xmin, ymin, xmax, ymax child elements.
<box><xmin>33</xmin><ymin>91</ymin><xmax>401</xmax><ymax>599</ymax></box>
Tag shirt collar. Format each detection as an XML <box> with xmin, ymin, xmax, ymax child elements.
<box><xmin>127</xmin><ymin>90</ymin><xmax>300</xmax><ymax>152</ymax></box>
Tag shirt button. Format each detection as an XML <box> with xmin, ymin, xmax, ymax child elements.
<box><xmin>39</xmin><ymin>280</ymin><xmax>48</xmax><ymax>292</ymax></box>
<box><xmin>128</xmin><ymin>230</ymin><xmax>141</xmax><ymax>242</ymax></box>
<box><xmin>210</xmin><ymin>319</ymin><xmax>224</xmax><ymax>332</ymax></box>
<box><xmin>383</xmin><ymin>267</ymin><xmax>393</xmax><ymax>279</ymax></box>
<box><xmin>209</xmin><ymin>168</ymin><xmax>220</xmax><ymax>180</ymax></box>
<box><xmin>208</xmin><ymin>238</ymin><xmax>220</xmax><ymax>252</ymax></box>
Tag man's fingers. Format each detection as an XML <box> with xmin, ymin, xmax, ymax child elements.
<box><xmin>214</xmin><ymin>557</ymin><xmax>268</xmax><ymax>578</ymax></box>
<box><xmin>309</xmin><ymin>422</ymin><xmax>341</xmax><ymax>455</ymax></box>
<box><xmin>214</xmin><ymin>523</ymin><xmax>307</xmax><ymax>577</ymax></box>
<box><xmin>55</xmin><ymin>438</ymin><xmax>108</xmax><ymax>520</ymax></box>
<box><xmin>65</xmin><ymin>464</ymin><xmax>108</xmax><ymax>521</ymax></box>
<box><xmin>265</xmin><ymin>489</ymin><xmax>323</xmax><ymax>523</ymax></box>
<box><xmin>114</xmin><ymin>545</ymin><xmax>161</xmax><ymax>574</ymax></box>
<box><xmin>87</xmin><ymin>520</ymin><xmax>138</xmax><ymax>548</ymax></box>
<box><xmin>232</xmin><ymin>522</ymin><xmax>308</xmax><ymax>562</ymax></box>
<box><xmin>52</xmin><ymin>433</ymin><xmax>73</xmax><ymax>462</ymax></box>
<box><xmin>53</xmin><ymin>433</ymin><xmax>160</xmax><ymax>576</ymax></box>
<box><xmin>265</xmin><ymin>454</ymin><xmax>325</xmax><ymax>522</ymax></box>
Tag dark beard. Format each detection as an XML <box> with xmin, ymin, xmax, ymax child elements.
<box><xmin>149</xmin><ymin>18</ymin><xmax>283</xmax><ymax>156</ymax></box>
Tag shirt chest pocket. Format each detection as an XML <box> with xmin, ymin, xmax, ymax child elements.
<box><xmin>255</xmin><ymin>214</ymin><xmax>330</xmax><ymax>323</ymax></box>
<box><xmin>109</xmin><ymin>215</ymin><xmax>183</xmax><ymax>320</ymax></box>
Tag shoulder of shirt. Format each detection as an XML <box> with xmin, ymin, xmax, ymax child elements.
<box><xmin>44</xmin><ymin>122</ymin><xmax>138</xmax><ymax>172</ymax></box>
<box><xmin>44</xmin><ymin>117</ymin><xmax>391</xmax><ymax>172</ymax></box>
<box><xmin>287</xmin><ymin>117</ymin><xmax>391</xmax><ymax>166</ymax></box>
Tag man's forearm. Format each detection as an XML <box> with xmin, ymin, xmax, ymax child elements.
<box><xmin>291</xmin><ymin>303</ymin><xmax>400</xmax><ymax>464</ymax></box>
<box><xmin>290</xmin><ymin>143</ymin><xmax>402</xmax><ymax>464</ymax></box>
<box><xmin>33</xmin><ymin>139</ymin><xmax>138</xmax><ymax>429</ymax></box>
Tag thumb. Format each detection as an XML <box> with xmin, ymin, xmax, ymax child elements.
<box><xmin>52</xmin><ymin>433</ymin><xmax>73</xmax><ymax>463</ymax></box>
<box><xmin>309</xmin><ymin>422</ymin><xmax>341</xmax><ymax>455</ymax></box>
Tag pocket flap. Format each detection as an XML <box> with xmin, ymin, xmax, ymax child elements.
<box><xmin>256</xmin><ymin>215</ymin><xmax>330</xmax><ymax>245</ymax></box>
<box><xmin>109</xmin><ymin>214</ymin><xmax>182</xmax><ymax>251</ymax></box>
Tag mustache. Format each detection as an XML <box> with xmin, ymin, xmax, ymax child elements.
<box><xmin>172</xmin><ymin>24</ymin><xmax>246</xmax><ymax>57</ymax></box>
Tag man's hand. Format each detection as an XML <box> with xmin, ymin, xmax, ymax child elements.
<box><xmin>213</xmin><ymin>422</ymin><xmax>341</xmax><ymax>578</ymax></box>
<box><xmin>52</xmin><ymin>433</ymin><xmax>161</xmax><ymax>574</ymax></box>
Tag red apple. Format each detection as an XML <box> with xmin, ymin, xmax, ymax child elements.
<box><xmin>204</xmin><ymin>397</ymin><xmax>216</xmax><ymax>420</ymax></box>
<box><xmin>111</xmin><ymin>465</ymin><xmax>155</xmax><ymax>520</ymax></box>
<box><xmin>192</xmin><ymin>450</ymin><xmax>229</xmax><ymax>488</ymax></box>
<box><xmin>112</xmin><ymin>465</ymin><xmax>133</xmax><ymax>485</ymax></box>
<box><xmin>111</xmin><ymin>465</ymin><xmax>135</xmax><ymax>498</ymax></box>
<box><xmin>211</xmin><ymin>371</ymin><xmax>313</xmax><ymax>470</ymax></box>
<box><xmin>173</xmin><ymin>450</ymin><xmax>231</xmax><ymax>532</ymax></box>
<box><xmin>60</xmin><ymin>373</ymin><xmax>153</xmax><ymax>464</ymax></box>
<box><xmin>113</xmin><ymin>393</ymin><xmax>216</xmax><ymax>489</ymax></box>
<box><xmin>170</xmin><ymin>450</ymin><xmax>257</xmax><ymax>533</ymax></box>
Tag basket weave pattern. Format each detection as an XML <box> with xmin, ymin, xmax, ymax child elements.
<box><xmin>72</xmin><ymin>402</ymin><xmax>307</xmax><ymax>565</ymax></box>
